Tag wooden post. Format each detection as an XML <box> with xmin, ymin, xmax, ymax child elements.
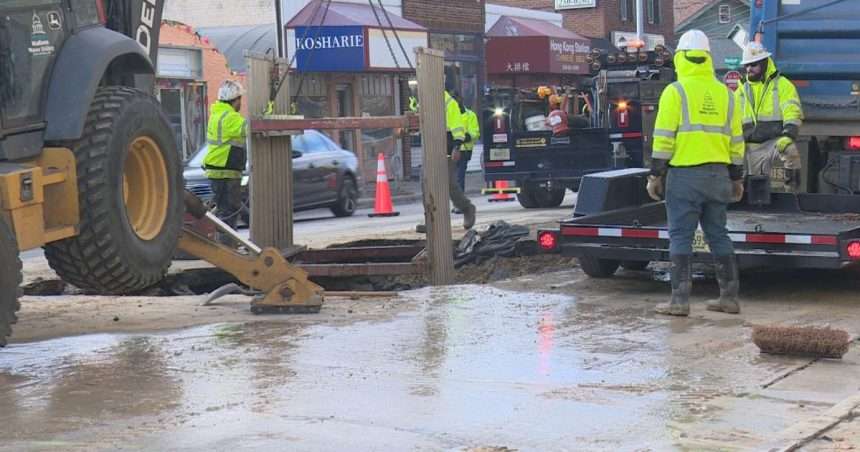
<box><xmin>246</xmin><ymin>53</ymin><xmax>296</xmax><ymax>251</ymax></box>
<box><xmin>416</xmin><ymin>48</ymin><xmax>454</xmax><ymax>286</ymax></box>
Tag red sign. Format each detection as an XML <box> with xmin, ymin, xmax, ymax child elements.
<box><xmin>724</xmin><ymin>70</ymin><xmax>742</xmax><ymax>91</ymax></box>
<box><xmin>486</xmin><ymin>36</ymin><xmax>591</xmax><ymax>75</ymax></box>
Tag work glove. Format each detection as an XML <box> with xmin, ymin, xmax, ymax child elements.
<box><xmin>776</xmin><ymin>136</ymin><xmax>793</xmax><ymax>153</ymax></box>
<box><xmin>646</xmin><ymin>175</ymin><xmax>663</xmax><ymax>201</ymax></box>
<box><xmin>464</xmin><ymin>133</ymin><xmax>472</xmax><ymax>143</ymax></box>
<box><xmin>731</xmin><ymin>179</ymin><xmax>745</xmax><ymax>203</ymax></box>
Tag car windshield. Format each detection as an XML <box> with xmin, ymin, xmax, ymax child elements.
<box><xmin>188</xmin><ymin>145</ymin><xmax>207</xmax><ymax>167</ymax></box>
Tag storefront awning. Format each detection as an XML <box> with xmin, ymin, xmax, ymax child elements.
<box><xmin>286</xmin><ymin>0</ymin><xmax>427</xmax><ymax>72</ymax></box>
<box><xmin>486</xmin><ymin>16</ymin><xmax>592</xmax><ymax>76</ymax></box>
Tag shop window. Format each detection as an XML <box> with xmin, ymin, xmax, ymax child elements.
<box><xmin>647</xmin><ymin>0</ymin><xmax>660</xmax><ymax>25</ymax></box>
<box><xmin>719</xmin><ymin>5</ymin><xmax>731</xmax><ymax>24</ymax></box>
<box><xmin>620</xmin><ymin>0</ymin><xmax>634</xmax><ymax>22</ymax></box>
<box><xmin>157</xmin><ymin>48</ymin><xmax>202</xmax><ymax>79</ymax></box>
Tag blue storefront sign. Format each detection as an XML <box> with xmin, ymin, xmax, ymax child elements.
<box><xmin>293</xmin><ymin>26</ymin><xmax>366</xmax><ymax>72</ymax></box>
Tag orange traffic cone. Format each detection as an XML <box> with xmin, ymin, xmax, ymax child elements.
<box><xmin>488</xmin><ymin>180</ymin><xmax>517</xmax><ymax>202</ymax></box>
<box><xmin>368</xmin><ymin>153</ymin><xmax>400</xmax><ymax>217</ymax></box>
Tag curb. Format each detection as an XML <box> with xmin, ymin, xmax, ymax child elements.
<box><xmin>759</xmin><ymin>392</ymin><xmax>860</xmax><ymax>451</ymax></box>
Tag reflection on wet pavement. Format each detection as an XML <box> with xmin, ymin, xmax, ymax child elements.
<box><xmin>0</xmin><ymin>285</ymin><xmax>838</xmax><ymax>451</ymax></box>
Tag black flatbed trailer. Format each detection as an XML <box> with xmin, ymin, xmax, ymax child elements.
<box><xmin>539</xmin><ymin>189</ymin><xmax>860</xmax><ymax>277</ymax></box>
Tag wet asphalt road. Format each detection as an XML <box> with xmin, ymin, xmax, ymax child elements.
<box><xmin>2</xmin><ymin>274</ymin><xmax>858</xmax><ymax>451</ymax></box>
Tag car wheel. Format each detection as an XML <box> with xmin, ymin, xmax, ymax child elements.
<box><xmin>331</xmin><ymin>176</ymin><xmax>358</xmax><ymax>217</ymax></box>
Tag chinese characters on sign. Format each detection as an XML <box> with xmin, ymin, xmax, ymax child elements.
<box><xmin>554</xmin><ymin>0</ymin><xmax>596</xmax><ymax>10</ymax></box>
<box><xmin>506</xmin><ymin>62</ymin><xmax>532</xmax><ymax>72</ymax></box>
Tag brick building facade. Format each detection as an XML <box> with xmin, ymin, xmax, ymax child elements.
<box><xmin>490</xmin><ymin>0</ymin><xmax>675</xmax><ymax>47</ymax></box>
<box><xmin>163</xmin><ymin>0</ymin><xmax>275</xmax><ymax>27</ymax></box>
<box><xmin>402</xmin><ymin>0</ymin><xmax>486</xmax><ymax>112</ymax></box>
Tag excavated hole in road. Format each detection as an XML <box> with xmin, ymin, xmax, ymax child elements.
<box><xmin>23</xmin><ymin>240</ymin><xmax>581</xmax><ymax>297</ymax></box>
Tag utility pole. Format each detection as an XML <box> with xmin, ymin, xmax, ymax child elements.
<box><xmin>275</xmin><ymin>0</ymin><xmax>285</xmax><ymax>57</ymax></box>
<box><xmin>635</xmin><ymin>0</ymin><xmax>645</xmax><ymax>49</ymax></box>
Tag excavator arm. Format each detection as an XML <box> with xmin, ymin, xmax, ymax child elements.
<box><xmin>180</xmin><ymin>192</ymin><xmax>325</xmax><ymax>313</ymax></box>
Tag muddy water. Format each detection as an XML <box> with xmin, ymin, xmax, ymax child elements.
<box><xmin>0</xmin><ymin>285</ymin><xmax>827</xmax><ymax>451</ymax></box>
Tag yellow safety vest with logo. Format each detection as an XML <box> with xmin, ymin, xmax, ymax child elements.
<box><xmin>652</xmin><ymin>50</ymin><xmax>744</xmax><ymax>167</ymax></box>
<box><xmin>462</xmin><ymin>108</ymin><xmax>480</xmax><ymax>151</ymax></box>
<box><xmin>445</xmin><ymin>90</ymin><xmax>466</xmax><ymax>143</ymax></box>
<box><xmin>204</xmin><ymin>101</ymin><xmax>247</xmax><ymax>179</ymax></box>
<box><xmin>735</xmin><ymin>57</ymin><xmax>803</xmax><ymax>142</ymax></box>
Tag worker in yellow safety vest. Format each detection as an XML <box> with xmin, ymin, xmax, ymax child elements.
<box><xmin>445</xmin><ymin>85</ymin><xmax>476</xmax><ymax>229</ymax></box>
<box><xmin>647</xmin><ymin>29</ymin><xmax>745</xmax><ymax>317</ymax></box>
<box><xmin>204</xmin><ymin>80</ymin><xmax>247</xmax><ymax>230</ymax></box>
<box><xmin>454</xmin><ymin>97</ymin><xmax>481</xmax><ymax>212</ymax></box>
<box><xmin>737</xmin><ymin>41</ymin><xmax>804</xmax><ymax>190</ymax></box>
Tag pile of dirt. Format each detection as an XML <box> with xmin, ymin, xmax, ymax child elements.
<box><xmin>456</xmin><ymin>254</ymin><xmax>579</xmax><ymax>285</ymax></box>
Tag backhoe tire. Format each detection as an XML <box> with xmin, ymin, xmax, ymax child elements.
<box><xmin>0</xmin><ymin>220</ymin><xmax>21</xmax><ymax>347</ymax></box>
<box><xmin>579</xmin><ymin>256</ymin><xmax>620</xmax><ymax>278</ymax></box>
<box><xmin>45</xmin><ymin>87</ymin><xmax>183</xmax><ymax>294</ymax></box>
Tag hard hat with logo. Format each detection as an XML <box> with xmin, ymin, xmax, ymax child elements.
<box><xmin>676</xmin><ymin>29</ymin><xmax>710</xmax><ymax>52</ymax></box>
<box><xmin>218</xmin><ymin>80</ymin><xmax>245</xmax><ymax>102</ymax></box>
<box><xmin>741</xmin><ymin>41</ymin><xmax>772</xmax><ymax>65</ymax></box>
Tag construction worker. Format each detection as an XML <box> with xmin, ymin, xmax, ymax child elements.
<box><xmin>204</xmin><ymin>80</ymin><xmax>247</xmax><ymax>232</ymax></box>
<box><xmin>647</xmin><ymin>29</ymin><xmax>745</xmax><ymax>317</ymax></box>
<box><xmin>456</xmin><ymin>96</ymin><xmax>481</xmax><ymax>203</ymax></box>
<box><xmin>737</xmin><ymin>42</ymin><xmax>804</xmax><ymax>190</ymax></box>
<box><xmin>546</xmin><ymin>94</ymin><xmax>570</xmax><ymax>137</ymax></box>
<box><xmin>415</xmin><ymin>81</ymin><xmax>477</xmax><ymax>233</ymax></box>
<box><xmin>445</xmin><ymin>83</ymin><xmax>476</xmax><ymax>228</ymax></box>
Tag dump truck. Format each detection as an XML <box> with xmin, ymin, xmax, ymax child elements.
<box><xmin>0</xmin><ymin>0</ymin><xmax>322</xmax><ymax>347</ymax></box>
<box><xmin>538</xmin><ymin>0</ymin><xmax>860</xmax><ymax>276</ymax></box>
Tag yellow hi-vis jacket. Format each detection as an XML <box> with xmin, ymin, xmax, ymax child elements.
<box><xmin>462</xmin><ymin>108</ymin><xmax>480</xmax><ymax>151</ymax></box>
<box><xmin>204</xmin><ymin>101</ymin><xmax>247</xmax><ymax>179</ymax></box>
<box><xmin>736</xmin><ymin>57</ymin><xmax>803</xmax><ymax>142</ymax></box>
<box><xmin>652</xmin><ymin>50</ymin><xmax>745</xmax><ymax>167</ymax></box>
<box><xmin>445</xmin><ymin>90</ymin><xmax>466</xmax><ymax>143</ymax></box>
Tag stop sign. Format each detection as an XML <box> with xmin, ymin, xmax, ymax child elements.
<box><xmin>724</xmin><ymin>70</ymin><xmax>742</xmax><ymax>91</ymax></box>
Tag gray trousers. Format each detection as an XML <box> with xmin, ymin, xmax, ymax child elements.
<box><xmin>210</xmin><ymin>178</ymin><xmax>242</xmax><ymax>229</ymax></box>
<box><xmin>665</xmin><ymin>164</ymin><xmax>735</xmax><ymax>257</ymax></box>
<box><xmin>449</xmin><ymin>158</ymin><xmax>473</xmax><ymax>212</ymax></box>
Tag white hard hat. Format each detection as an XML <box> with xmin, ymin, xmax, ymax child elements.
<box><xmin>218</xmin><ymin>80</ymin><xmax>244</xmax><ymax>101</ymax></box>
<box><xmin>741</xmin><ymin>41</ymin><xmax>772</xmax><ymax>65</ymax></box>
<box><xmin>676</xmin><ymin>29</ymin><xmax>710</xmax><ymax>52</ymax></box>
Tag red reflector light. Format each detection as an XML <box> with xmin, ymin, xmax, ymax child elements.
<box><xmin>96</xmin><ymin>0</ymin><xmax>107</xmax><ymax>24</ymax></box>
<box><xmin>847</xmin><ymin>241</ymin><xmax>860</xmax><ymax>260</ymax></box>
<box><xmin>847</xmin><ymin>136</ymin><xmax>860</xmax><ymax>150</ymax></box>
<box><xmin>538</xmin><ymin>231</ymin><xmax>558</xmax><ymax>251</ymax></box>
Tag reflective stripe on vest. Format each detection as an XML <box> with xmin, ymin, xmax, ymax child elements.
<box><xmin>652</xmin><ymin>82</ymin><xmax>735</xmax><ymax>159</ymax></box>
<box><xmin>740</xmin><ymin>77</ymin><xmax>782</xmax><ymax>125</ymax></box>
<box><xmin>207</xmin><ymin>110</ymin><xmax>246</xmax><ymax>148</ymax></box>
<box><xmin>671</xmin><ymin>82</ymin><xmax>734</xmax><ymax>135</ymax></box>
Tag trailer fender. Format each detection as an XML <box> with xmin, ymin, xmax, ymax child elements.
<box><xmin>44</xmin><ymin>27</ymin><xmax>154</xmax><ymax>142</ymax></box>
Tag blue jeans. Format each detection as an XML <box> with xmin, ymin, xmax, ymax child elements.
<box><xmin>456</xmin><ymin>151</ymin><xmax>472</xmax><ymax>191</ymax></box>
<box><xmin>665</xmin><ymin>164</ymin><xmax>735</xmax><ymax>257</ymax></box>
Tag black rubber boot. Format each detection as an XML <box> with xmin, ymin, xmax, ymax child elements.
<box><xmin>655</xmin><ymin>254</ymin><xmax>691</xmax><ymax>316</ymax></box>
<box><xmin>706</xmin><ymin>254</ymin><xmax>741</xmax><ymax>314</ymax></box>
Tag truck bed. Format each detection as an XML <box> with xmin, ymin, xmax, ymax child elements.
<box><xmin>556</xmin><ymin>193</ymin><xmax>860</xmax><ymax>269</ymax></box>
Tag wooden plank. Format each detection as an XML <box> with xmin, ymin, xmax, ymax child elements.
<box><xmin>247</xmin><ymin>54</ymin><xmax>293</xmax><ymax>249</ymax></box>
<box><xmin>250</xmin><ymin>115</ymin><xmax>419</xmax><ymax>133</ymax></box>
<box><xmin>416</xmin><ymin>48</ymin><xmax>455</xmax><ymax>286</ymax></box>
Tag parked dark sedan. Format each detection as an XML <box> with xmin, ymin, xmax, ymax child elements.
<box><xmin>184</xmin><ymin>130</ymin><xmax>361</xmax><ymax>217</ymax></box>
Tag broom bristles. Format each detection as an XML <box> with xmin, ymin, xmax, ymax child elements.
<box><xmin>752</xmin><ymin>325</ymin><xmax>851</xmax><ymax>359</ymax></box>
